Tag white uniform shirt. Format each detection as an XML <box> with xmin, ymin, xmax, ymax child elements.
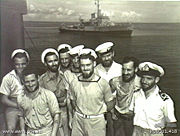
<box><xmin>0</xmin><ymin>70</ymin><xmax>23</xmax><ymax>97</ymax></box>
<box><xmin>129</xmin><ymin>85</ymin><xmax>177</xmax><ymax>130</ymax></box>
<box><xmin>95</xmin><ymin>61</ymin><xmax>122</xmax><ymax>82</ymax></box>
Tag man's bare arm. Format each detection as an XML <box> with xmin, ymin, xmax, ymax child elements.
<box><xmin>19</xmin><ymin>116</ymin><xmax>26</xmax><ymax>136</ymax></box>
<box><xmin>1</xmin><ymin>95</ymin><xmax>18</xmax><ymax>108</ymax></box>
<box><xmin>51</xmin><ymin>113</ymin><xmax>60</xmax><ymax>136</ymax></box>
<box><xmin>106</xmin><ymin>99</ymin><xmax>115</xmax><ymax>112</ymax></box>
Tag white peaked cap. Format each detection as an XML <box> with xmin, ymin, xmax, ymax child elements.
<box><xmin>41</xmin><ymin>48</ymin><xmax>59</xmax><ymax>64</ymax></box>
<box><xmin>80</xmin><ymin>48</ymin><xmax>97</xmax><ymax>59</ymax></box>
<box><xmin>11</xmin><ymin>49</ymin><xmax>30</xmax><ymax>61</ymax></box>
<box><xmin>69</xmin><ymin>45</ymin><xmax>84</xmax><ymax>55</ymax></box>
<box><xmin>138</xmin><ymin>62</ymin><xmax>165</xmax><ymax>77</ymax></box>
<box><xmin>57</xmin><ymin>44</ymin><xmax>72</xmax><ymax>52</ymax></box>
<box><xmin>95</xmin><ymin>41</ymin><xmax>114</xmax><ymax>53</ymax></box>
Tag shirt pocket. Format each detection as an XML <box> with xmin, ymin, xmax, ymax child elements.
<box><xmin>35</xmin><ymin>100</ymin><xmax>49</xmax><ymax>115</ymax></box>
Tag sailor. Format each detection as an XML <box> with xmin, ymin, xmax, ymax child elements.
<box><xmin>70</xmin><ymin>48</ymin><xmax>115</xmax><ymax>136</ymax></box>
<box><xmin>129</xmin><ymin>62</ymin><xmax>177</xmax><ymax>136</ymax></box>
<box><xmin>109</xmin><ymin>56</ymin><xmax>141</xmax><ymax>136</ymax></box>
<box><xmin>39</xmin><ymin>48</ymin><xmax>69</xmax><ymax>136</ymax></box>
<box><xmin>95</xmin><ymin>41</ymin><xmax>122</xmax><ymax>136</ymax></box>
<box><xmin>64</xmin><ymin>44</ymin><xmax>84</xmax><ymax>84</ymax></box>
<box><xmin>57</xmin><ymin>43</ymin><xmax>72</xmax><ymax>73</ymax></box>
<box><xmin>95</xmin><ymin>41</ymin><xmax>122</xmax><ymax>82</ymax></box>
<box><xmin>0</xmin><ymin>49</ymin><xmax>30</xmax><ymax>136</ymax></box>
<box><xmin>63</xmin><ymin>44</ymin><xmax>84</xmax><ymax>130</ymax></box>
<box><xmin>18</xmin><ymin>66</ymin><xmax>60</xmax><ymax>136</ymax></box>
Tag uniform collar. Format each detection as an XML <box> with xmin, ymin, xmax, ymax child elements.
<box><xmin>59</xmin><ymin>65</ymin><xmax>71</xmax><ymax>73</ymax></box>
<box><xmin>141</xmin><ymin>85</ymin><xmax>160</xmax><ymax>98</ymax></box>
<box><xmin>78</xmin><ymin>73</ymin><xmax>100</xmax><ymax>82</ymax></box>
<box><xmin>9</xmin><ymin>70</ymin><xmax>19</xmax><ymax>78</ymax></box>
<box><xmin>9</xmin><ymin>70</ymin><xmax>22</xmax><ymax>83</ymax></box>
<box><xmin>45</xmin><ymin>70</ymin><xmax>62</xmax><ymax>82</ymax></box>
<box><xmin>99</xmin><ymin>61</ymin><xmax>116</xmax><ymax>71</ymax></box>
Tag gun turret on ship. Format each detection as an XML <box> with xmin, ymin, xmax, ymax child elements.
<box><xmin>59</xmin><ymin>0</ymin><xmax>133</xmax><ymax>37</ymax></box>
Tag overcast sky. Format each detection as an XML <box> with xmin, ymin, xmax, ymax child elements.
<box><xmin>24</xmin><ymin>0</ymin><xmax>180</xmax><ymax>23</ymax></box>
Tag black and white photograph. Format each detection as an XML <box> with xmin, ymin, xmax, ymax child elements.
<box><xmin>0</xmin><ymin>0</ymin><xmax>180</xmax><ymax>136</ymax></box>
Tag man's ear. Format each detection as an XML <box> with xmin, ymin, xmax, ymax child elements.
<box><xmin>93</xmin><ymin>61</ymin><xmax>97</xmax><ymax>67</ymax></box>
<box><xmin>112</xmin><ymin>51</ymin><xmax>115</xmax><ymax>57</ymax></box>
<box><xmin>135</xmin><ymin>67</ymin><xmax>138</xmax><ymax>73</ymax></box>
<box><xmin>155</xmin><ymin>77</ymin><xmax>160</xmax><ymax>83</ymax></box>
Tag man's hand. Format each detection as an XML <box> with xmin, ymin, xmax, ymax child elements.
<box><xmin>112</xmin><ymin>112</ymin><xmax>118</xmax><ymax>120</ymax></box>
<box><xmin>69</xmin><ymin>117</ymin><xmax>73</xmax><ymax>129</ymax></box>
<box><xmin>17</xmin><ymin>108</ymin><xmax>24</xmax><ymax>117</ymax></box>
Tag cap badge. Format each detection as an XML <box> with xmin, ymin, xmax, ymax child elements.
<box><xmin>142</xmin><ymin>64</ymin><xmax>150</xmax><ymax>71</ymax></box>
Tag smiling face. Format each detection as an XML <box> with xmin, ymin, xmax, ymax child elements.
<box><xmin>122</xmin><ymin>61</ymin><xmax>136</xmax><ymax>82</ymax></box>
<box><xmin>141</xmin><ymin>75</ymin><xmax>159</xmax><ymax>92</ymax></box>
<box><xmin>14</xmin><ymin>57</ymin><xmax>28</xmax><ymax>75</ymax></box>
<box><xmin>100</xmin><ymin>51</ymin><xmax>114</xmax><ymax>67</ymax></box>
<box><xmin>45</xmin><ymin>54</ymin><xmax>59</xmax><ymax>72</ymax></box>
<box><xmin>80</xmin><ymin>58</ymin><xmax>94</xmax><ymax>78</ymax></box>
<box><xmin>24</xmin><ymin>74</ymin><xmax>39</xmax><ymax>93</ymax></box>
<box><xmin>59</xmin><ymin>52</ymin><xmax>71</xmax><ymax>69</ymax></box>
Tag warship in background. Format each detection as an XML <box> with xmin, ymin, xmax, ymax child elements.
<box><xmin>59</xmin><ymin>0</ymin><xmax>133</xmax><ymax>37</ymax></box>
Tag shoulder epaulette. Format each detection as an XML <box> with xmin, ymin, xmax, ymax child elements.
<box><xmin>159</xmin><ymin>90</ymin><xmax>169</xmax><ymax>101</ymax></box>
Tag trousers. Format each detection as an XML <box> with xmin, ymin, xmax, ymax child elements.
<box><xmin>71</xmin><ymin>112</ymin><xmax>106</xmax><ymax>136</ymax></box>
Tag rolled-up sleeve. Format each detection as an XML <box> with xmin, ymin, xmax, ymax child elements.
<box><xmin>100</xmin><ymin>79</ymin><xmax>114</xmax><ymax>103</ymax></box>
<box><xmin>0</xmin><ymin>76</ymin><xmax>11</xmax><ymax>96</ymax></box>
<box><xmin>164</xmin><ymin>98</ymin><xmax>177</xmax><ymax>123</ymax></box>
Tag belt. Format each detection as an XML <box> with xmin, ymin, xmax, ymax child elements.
<box><xmin>75</xmin><ymin>111</ymin><xmax>104</xmax><ymax>119</ymax></box>
<box><xmin>114</xmin><ymin>108</ymin><xmax>133</xmax><ymax>121</ymax></box>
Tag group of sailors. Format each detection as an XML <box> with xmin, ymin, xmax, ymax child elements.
<box><xmin>0</xmin><ymin>41</ymin><xmax>178</xmax><ymax>136</ymax></box>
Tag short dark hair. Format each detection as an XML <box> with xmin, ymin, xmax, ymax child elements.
<box><xmin>44</xmin><ymin>52</ymin><xmax>58</xmax><ymax>63</ymax></box>
<box><xmin>12</xmin><ymin>52</ymin><xmax>28</xmax><ymax>62</ymax></box>
<box><xmin>22</xmin><ymin>65</ymin><xmax>38</xmax><ymax>79</ymax></box>
<box><xmin>122</xmin><ymin>56</ymin><xmax>139</xmax><ymax>68</ymax></box>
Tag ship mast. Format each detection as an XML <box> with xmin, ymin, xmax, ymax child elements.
<box><xmin>95</xmin><ymin>0</ymin><xmax>100</xmax><ymax>26</ymax></box>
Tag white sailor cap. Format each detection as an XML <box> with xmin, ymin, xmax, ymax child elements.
<box><xmin>57</xmin><ymin>44</ymin><xmax>72</xmax><ymax>52</ymax></box>
<box><xmin>69</xmin><ymin>45</ymin><xmax>84</xmax><ymax>56</ymax></box>
<box><xmin>80</xmin><ymin>48</ymin><xmax>97</xmax><ymax>59</ymax></box>
<box><xmin>95</xmin><ymin>42</ymin><xmax>114</xmax><ymax>54</ymax></box>
<box><xmin>41</xmin><ymin>48</ymin><xmax>59</xmax><ymax>64</ymax></box>
<box><xmin>11</xmin><ymin>49</ymin><xmax>30</xmax><ymax>61</ymax></box>
<box><xmin>138</xmin><ymin>62</ymin><xmax>165</xmax><ymax>77</ymax></box>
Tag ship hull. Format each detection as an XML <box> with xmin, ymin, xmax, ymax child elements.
<box><xmin>59</xmin><ymin>28</ymin><xmax>133</xmax><ymax>37</ymax></box>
